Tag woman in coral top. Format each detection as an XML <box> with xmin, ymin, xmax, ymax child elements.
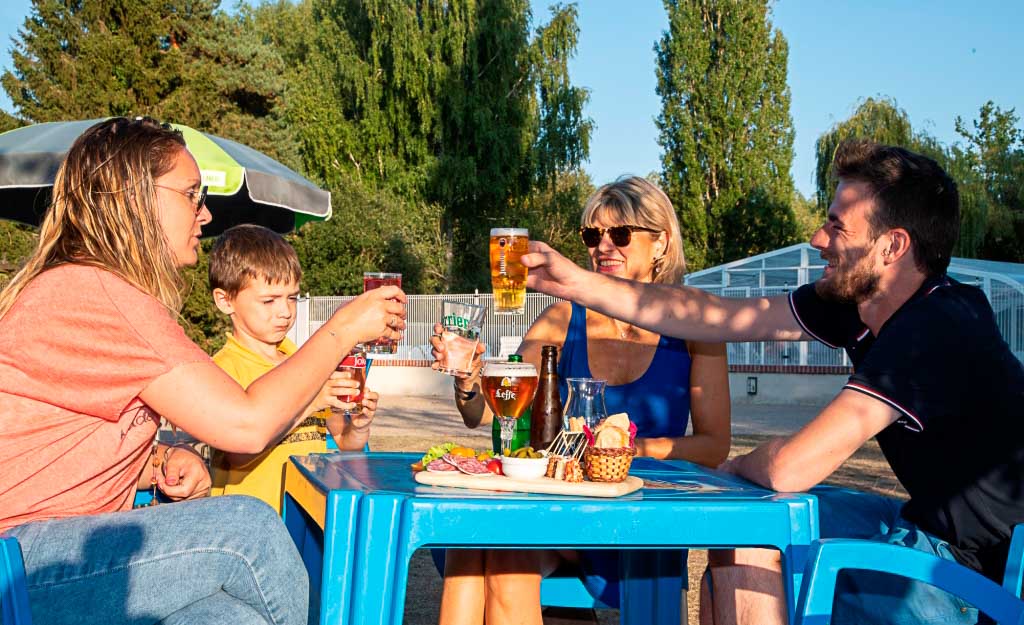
<box><xmin>0</xmin><ymin>117</ymin><xmax>406</xmax><ymax>625</ymax></box>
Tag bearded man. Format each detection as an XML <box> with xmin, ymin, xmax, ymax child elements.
<box><xmin>520</xmin><ymin>139</ymin><xmax>1024</xmax><ymax>625</ymax></box>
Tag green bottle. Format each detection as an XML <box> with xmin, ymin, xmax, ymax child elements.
<box><xmin>491</xmin><ymin>354</ymin><xmax>533</xmax><ymax>454</ymax></box>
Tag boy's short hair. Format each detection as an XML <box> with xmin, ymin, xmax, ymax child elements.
<box><xmin>209</xmin><ymin>225</ymin><xmax>302</xmax><ymax>297</ymax></box>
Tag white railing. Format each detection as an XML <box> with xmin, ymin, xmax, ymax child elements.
<box><xmin>294</xmin><ymin>283</ymin><xmax>1022</xmax><ymax>368</ymax></box>
<box><xmin>293</xmin><ymin>289</ymin><xmax>848</xmax><ymax>368</ymax></box>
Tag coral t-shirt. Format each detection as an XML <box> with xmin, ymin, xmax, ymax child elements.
<box><xmin>0</xmin><ymin>264</ymin><xmax>210</xmax><ymax>533</ymax></box>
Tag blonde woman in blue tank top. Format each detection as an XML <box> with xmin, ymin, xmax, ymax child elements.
<box><xmin>430</xmin><ymin>176</ymin><xmax>731</xmax><ymax>625</ymax></box>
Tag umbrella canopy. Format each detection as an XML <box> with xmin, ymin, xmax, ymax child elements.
<box><xmin>0</xmin><ymin>119</ymin><xmax>331</xmax><ymax>236</ymax></box>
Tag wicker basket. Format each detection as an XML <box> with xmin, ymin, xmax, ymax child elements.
<box><xmin>584</xmin><ymin>446</ymin><xmax>636</xmax><ymax>482</ymax></box>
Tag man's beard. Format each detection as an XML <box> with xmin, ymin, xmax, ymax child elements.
<box><xmin>815</xmin><ymin>248</ymin><xmax>880</xmax><ymax>304</ymax></box>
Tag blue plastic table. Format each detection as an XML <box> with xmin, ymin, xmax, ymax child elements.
<box><xmin>283</xmin><ymin>452</ymin><xmax>818</xmax><ymax>625</ymax></box>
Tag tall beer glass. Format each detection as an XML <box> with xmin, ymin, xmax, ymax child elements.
<box><xmin>489</xmin><ymin>228</ymin><xmax>529</xmax><ymax>314</ymax></box>
<box><xmin>481</xmin><ymin>361</ymin><xmax>538</xmax><ymax>455</ymax></box>
<box><xmin>363</xmin><ymin>272</ymin><xmax>402</xmax><ymax>354</ymax></box>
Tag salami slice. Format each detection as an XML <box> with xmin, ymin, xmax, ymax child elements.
<box><xmin>427</xmin><ymin>458</ymin><xmax>458</xmax><ymax>472</ymax></box>
<box><xmin>444</xmin><ymin>454</ymin><xmax>492</xmax><ymax>476</ymax></box>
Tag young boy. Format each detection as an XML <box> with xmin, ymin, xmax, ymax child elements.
<box><xmin>207</xmin><ymin>224</ymin><xmax>377</xmax><ymax>512</ymax></box>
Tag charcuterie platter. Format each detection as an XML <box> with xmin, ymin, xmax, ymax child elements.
<box><xmin>414</xmin><ymin>470</ymin><xmax>643</xmax><ymax>497</ymax></box>
<box><xmin>411</xmin><ymin>413</ymin><xmax>644</xmax><ymax>498</ymax></box>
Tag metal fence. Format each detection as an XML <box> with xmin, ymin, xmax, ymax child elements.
<box><xmin>297</xmin><ymin>292</ymin><xmax>562</xmax><ymax>360</ymax></box>
<box><xmin>297</xmin><ymin>281</ymin><xmax>1024</xmax><ymax>367</ymax></box>
<box><xmin>295</xmin><ymin>289</ymin><xmax>849</xmax><ymax>367</ymax></box>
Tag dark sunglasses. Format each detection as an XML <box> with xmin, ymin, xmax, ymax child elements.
<box><xmin>579</xmin><ymin>225</ymin><xmax>660</xmax><ymax>248</ymax></box>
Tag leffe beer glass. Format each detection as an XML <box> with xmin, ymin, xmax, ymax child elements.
<box><xmin>481</xmin><ymin>360</ymin><xmax>538</xmax><ymax>455</ymax></box>
<box><xmin>489</xmin><ymin>228</ymin><xmax>529</xmax><ymax>314</ymax></box>
<box><xmin>363</xmin><ymin>272</ymin><xmax>402</xmax><ymax>354</ymax></box>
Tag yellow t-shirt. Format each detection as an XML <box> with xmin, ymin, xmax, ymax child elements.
<box><xmin>209</xmin><ymin>333</ymin><xmax>331</xmax><ymax>513</ymax></box>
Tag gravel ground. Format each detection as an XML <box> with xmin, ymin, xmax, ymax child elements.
<box><xmin>364</xmin><ymin>396</ymin><xmax>905</xmax><ymax>625</ymax></box>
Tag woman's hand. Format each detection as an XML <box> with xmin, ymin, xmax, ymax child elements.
<box><xmin>157</xmin><ymin>446</ymin><xmax>212</xmax><ymax>501</ymax></box>
<box><xmin>429</xmin><ymin>322</ymin><xmax>486</xmax><ymax>382</ymax></box>
<box><xmin>331</xmin><ymin>285</ymin><xmax>407</xmax><ymax>345</ymax></box>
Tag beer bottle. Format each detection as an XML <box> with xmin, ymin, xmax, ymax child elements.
<box><xmin>529</xmin><ymin>345</ymin><xmax>562</xmax><ymax>450</ymax></box>
<box><xmin>491</xmin><ymin>354</ymin><xmax>533</xmax><ymax>454</ymax></box>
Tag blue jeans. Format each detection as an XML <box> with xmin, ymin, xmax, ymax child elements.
<box><xmin>7</xmin><ymin>496</ymin><xmax>308</xmax><ymax>625</ymax></box>
<box><xmin>815</xmin><ymin>485</ymin><xmax>985</xmax><ymax>625</ymax></box>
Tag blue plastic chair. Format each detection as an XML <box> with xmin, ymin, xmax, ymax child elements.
<box><xmin>0</xmin><ymin>536</ymin><xmax>33</xmax><ymax>625</ymax></box>
<box><xmin>1004</xmin><ymin>524</ymin><xmax>1024</xmax><ymax>598</ymax></box>
<box><xmin>794</xmin><ymin>538</ymin><xmax>1024</xmax><ymax>625</ymax></box>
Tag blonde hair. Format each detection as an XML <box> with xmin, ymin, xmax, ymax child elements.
<box><xmin>209</xmin><ymin>224</ymin><xmax>302</xmax><ymax>297</ymax></box>
<box><xmin>580</xmin><ymin>176</ymin><xmax>686</xmax><ymax>283</ymax></box>
<box><xmin>0</xmin><ymin>117</ymin><xmax>189</xmax><ymax>318</ymax></box>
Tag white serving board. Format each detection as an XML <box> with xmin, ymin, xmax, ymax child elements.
<box><xmin>414</xmin><ymin>471</ymin><xmax>643</xmax><ymax>498</ymax></box>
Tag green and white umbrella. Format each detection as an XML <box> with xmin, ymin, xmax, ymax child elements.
<box><xmin>0</xmin><ymin>119</ymin><xmax>331</xmax><ymax>235</ymax></box>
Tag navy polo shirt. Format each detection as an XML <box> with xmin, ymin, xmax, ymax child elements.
<box><xmin>790</xmin><ymin>274</ymin><xmax>1024</xmax><ymax>580</ymax></box>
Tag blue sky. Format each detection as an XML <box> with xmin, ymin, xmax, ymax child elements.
<box><xmin>2</xmin><ymin>1</ymin><xmax>1021</xmax><ymax>198</ymax></box>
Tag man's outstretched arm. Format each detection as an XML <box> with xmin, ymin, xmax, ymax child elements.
<box><xmin>522</xmin><ymin>241</ymin><xmax>807</xmax><ymax>343</ymax></box>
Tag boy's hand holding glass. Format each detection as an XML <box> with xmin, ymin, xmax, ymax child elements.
<box><xmin>348</xmin><ymin>389</ymin><xmax>377</xmax><ymax>432</ymax></box>
<box><xmin>309</xmin><ymin>371</ymin><xmax>361</xmax><ymax>413</ymax></box>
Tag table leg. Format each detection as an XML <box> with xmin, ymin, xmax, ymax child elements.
<box><xmin>619</xmin><ymin>549</ymin><xmax>685</xmax><ymax>625</ymax></box>
<box><xmin>349</xmin><ymin>493</ymin><xmax>407</xmax><ymax>625</ymax></box>
<box><xmin>781</xmin><ymin>496</ymin><xmax>819</xmax><ymax>625</ymax></box>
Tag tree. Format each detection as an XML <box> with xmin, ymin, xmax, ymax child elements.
<box><xmin>954</xmin><ymin>102</ymin><xmax>1024</xmax><ymax>261</ymax></box>
<box><xmin>3</xmin><ymin>0</ymin><xmax>297</xmax><ymax>165</ymax></box>
<box><xmin>289</xmin><ymin>0</ymin><xmax>592</xmax><ymax>291</ymax></box>
<box><xmin>812</xmin><ymin>97</ymin><xmax>946</xmax><ymax>212</ymax></box>
<box><xmin>655</xmin><ymin>0</ymin><xmax>798</xmax><ymax>270</ymax></box>
<box><xmin>812</xmin><ymin>97</ymin><xmax>1024</xmax><ymax>261</ymax></box>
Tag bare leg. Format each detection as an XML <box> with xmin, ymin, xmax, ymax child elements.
<box><xmin>440</xmin><ymin>549</ymin><xmax>486</xmax><ymax>625</ymax></box>
<box><xmin>483</xmin><ymin>550</ymin><xmax>561</xmax><ymax>625</ymax></box>
<box><xmin>699</xmin><ymin>567</ymin><xmax>715</xmax><ymax>625</ymax></box>
<box><xmin>705</xmin><ymin>549</ymin><xmax>786</xmax><ymax>625</ymax></box>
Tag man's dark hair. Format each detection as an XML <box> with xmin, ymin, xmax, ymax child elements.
<box><xmin>833</xmin><ymin>139</ymin><xmax>960</xmax><ymax>276</ymax></box>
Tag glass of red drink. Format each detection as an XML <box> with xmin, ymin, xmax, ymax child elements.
<box><xmin>363</xmin><ymin>272</ymin><xmax>402</xmax><ymax>354</ymax></box>
<box><xmin>337</xmin><ymin>347</ymin><xmax>368</xmax><ymax>413</ymax></box>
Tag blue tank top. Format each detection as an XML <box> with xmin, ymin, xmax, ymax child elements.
<box><xmin>557</xmin><ymin>303</ymin><xmax>692</xmax><ymax>438</ymax></box>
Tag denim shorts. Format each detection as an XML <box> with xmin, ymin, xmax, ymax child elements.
<box><xmin>814</xmin><ymin>485</ymin><xmax>987</xmax><ymax>625</ymax></box>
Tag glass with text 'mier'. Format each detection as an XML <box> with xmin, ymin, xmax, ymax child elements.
<box><xmin>438</xmin><ymin>300</ymin><xmax>487</xmax><ymax>376</ymax></box>
<box><xmin>489</xmin><ymin>228</ymin><xmax>528</xmax><ymax>315</ymax></box>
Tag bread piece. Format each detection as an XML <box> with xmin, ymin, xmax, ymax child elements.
<box><xmin>554</xmin><ymin>457</ymin><xmax>566</xmax><ymax>480</ymax></box>
<box><xmin>594</xmin><ymin>425</ymin><xmax>629</xmax><ymax>449</ymax></box>
<box><xmin>605</xmin><ymin>413</ymin><xmax>630</xmax><ymax>431</ymax></box>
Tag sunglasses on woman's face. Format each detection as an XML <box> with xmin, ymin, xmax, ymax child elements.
<box><xmin>579</xmin><ymin>225</ymin><xmax>660</xmax><ymax>248</ymax></box>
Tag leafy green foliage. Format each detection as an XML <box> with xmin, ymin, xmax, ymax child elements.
<box><xmin>655</xmin><ymin>0</ymin><xmax>799</xmax><ymax>270</ymax></box>
<box><xmin>285</xmin><ymin>0</ymin><xmax>592</xmax><ymax>290</ymax></box>
<box><xmin>954</xmin><ymin>102</ymin><xmax>1024</xmax><ymax>261</ymax></box>
<box><xmin>813</xmin><ymin>97</ymin><xmax>1024</xmax><ymax>262</ymax></box>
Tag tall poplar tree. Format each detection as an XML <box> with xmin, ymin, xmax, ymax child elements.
<box><xmin>655</xmin><ymin>0</ymin><xmax>798</xmax><ymax>270</ymax></box>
